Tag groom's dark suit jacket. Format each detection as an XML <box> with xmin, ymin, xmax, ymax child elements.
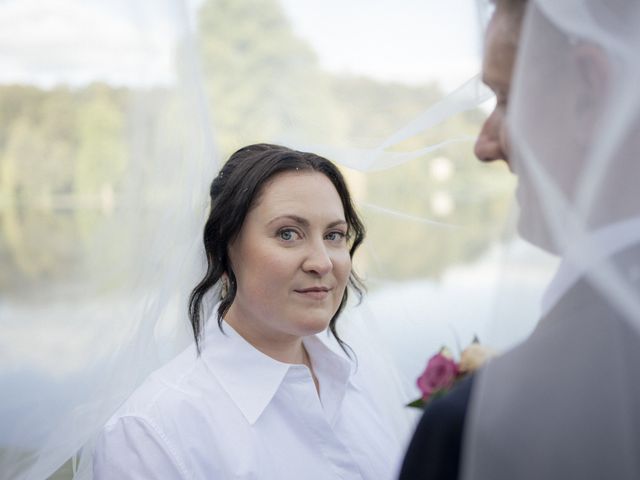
<box><xmin>398</xmin><ymin>375</ymin><xmax>474</xmax><ymax>480</ymax></box>
<box><xmin>399</xmin><ymin>243</ymin><xmax>640</xmax><ymax>480</ymax></box>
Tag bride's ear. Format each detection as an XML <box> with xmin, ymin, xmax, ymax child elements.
<box><xmin>220</xmin><ymin>272</ymin><xmax>230</xmax><ymax>299</ymax></box>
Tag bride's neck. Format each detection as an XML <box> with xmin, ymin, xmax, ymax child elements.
<box><xmin>224</xmin><ymin>313</ymin><xmax>308</xmax><ymax>366</ymax></box>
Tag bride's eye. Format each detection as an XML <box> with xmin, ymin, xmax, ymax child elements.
<box><xmin>325</xmin><ymin>231</ymin><xmax>347</xmax><ymax>242</ymax></box>
<box><xmin>278</xmin><ymin>228</ymin><xmax>300</xmax><ymax>241</ymax></box>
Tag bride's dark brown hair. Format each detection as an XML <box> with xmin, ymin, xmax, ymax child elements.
<box><xmin>188</xmin><ymin>143</ymin><xmax>365</xmax><ymax>355</ymax></box>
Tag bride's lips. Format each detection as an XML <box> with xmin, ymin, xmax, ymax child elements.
<box><xmin>294</xmin><ymin>286</ymin><xmax>332</xmax><ymax>300</ymax></box>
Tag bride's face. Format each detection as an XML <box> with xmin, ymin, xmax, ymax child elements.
<box><xmin>225</xmin><ymin>171</ymin><xmax>351</xmax><ymax>349</ymax></box>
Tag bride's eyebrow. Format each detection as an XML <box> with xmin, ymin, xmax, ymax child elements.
<box><xmin>327</xmin><ymin>220</ymin><xmax>348</xmax><ymax>228</ymax></box>
<box><xmin>267</xmin><ymin>215</ymin><xmax>347</xmax><ymax>228</ymax></box>
<box><xmin>267</xmin><ymin>215</ymin><xmax>309</xmax><ymax>227</ymax></box>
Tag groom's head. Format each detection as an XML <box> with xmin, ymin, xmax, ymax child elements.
<box><xmin>474</xmin><ymin>0</ymin><xmax>528</xmax><ymax>167</ymax></box>
<box><xmin>477</xmin><ymin>0</ymin><xmax>640</xmax><ymax>254</ymax></box>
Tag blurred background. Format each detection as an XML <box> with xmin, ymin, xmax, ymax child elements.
<box><xmin>0</xmin><ymin>0</ymin><xmax>556</xmax><ymax>478</ymax></box>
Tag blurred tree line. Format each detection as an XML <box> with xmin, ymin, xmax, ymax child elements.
<box><xmin>0</xmin><ymin>0</ymin><xmax>513</xmax><ymax>296</ymax></box>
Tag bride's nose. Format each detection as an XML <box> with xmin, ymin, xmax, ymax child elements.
<box><xmin>302</xmin><ymin>239</ymin><xmax>333</xmax><ymax>276</ymax></box>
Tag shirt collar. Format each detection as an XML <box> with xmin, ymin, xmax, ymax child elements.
<box><xmin>541</xmin><ymin>216</ymin><xmax>640</xmax><ymax>316</ymax></box>
<box><xmin>303</xmin><ymin>331</ymin><xmax>355</xmax><ymax>423</ymax></box>
<box><xmin>200</xmin><ymin>316</ymin><xmax>354</xmax><ymax>425</ymax></box>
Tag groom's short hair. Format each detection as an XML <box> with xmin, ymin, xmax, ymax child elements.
<box><xmin>493</xmin><ymin>0</ymin><xmax>527</xmax><ymax>14</ymax></box>
<box><xmin>491</xmin><ymin>0</ymin><xmax>529</xmax><ymax>46</ymax></box>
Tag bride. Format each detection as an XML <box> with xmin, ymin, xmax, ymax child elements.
<box><xmin>92</xmin><ymin>143</ymin><xmax>402</xmax><ymax>479</ymax></box>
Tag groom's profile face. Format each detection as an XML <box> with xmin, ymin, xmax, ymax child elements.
<box><xmin>476</xmin><ymin>5</ymin><xmax>555</xmax><ymax>250</ymax></box>
<box><xmin>474</xmin><ymin>8</ymin><xmax>519</xmax><ymax>168</ymax></box>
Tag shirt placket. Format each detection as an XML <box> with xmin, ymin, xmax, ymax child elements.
<box><xmin>284</xmin><ymin>366</ymin><xmax>364</xmax><ymax>480</ymax></box>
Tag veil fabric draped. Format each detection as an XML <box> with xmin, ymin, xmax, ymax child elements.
<box><xmin>0</xmin><ymin>1</ymin><xmax>545</xmax><ymax>478</ymax></box>
<box><xmin>462</xmin><ymin>1</ymin><xmax>640</xmax><ymax>478</ymax></box>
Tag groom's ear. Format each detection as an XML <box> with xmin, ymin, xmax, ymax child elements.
<box><xmin>572</xmin><ymin>43</ymin><xmax>609</xmax><ymax>145</ymax></box>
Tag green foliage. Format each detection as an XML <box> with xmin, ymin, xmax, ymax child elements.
<box><xmin>362</xmin><ymin>156</ymin><xmax>513</xmax><ymax>280</ymax></box>
<box><xmin>0</xmin><ymin>0</ymin><xmax>514</xmax><ymax>293</ymax></box>
<box><xmin>328</xmin><ymin>75</ymin><xmax>444</xmax><ymax>145</ymax></box>
<box><xmin>196</xmin><ymin>0</ymin><xmax>346</xmax><ymax>157</ymax></box>
<box><xmin>0</xmin><ymin>85</ymin><xmax>129</xmax><ymax>292</ymax></box>
<box><xmin>330</xmin><ymin>76</ymin><xmax>513</xmax><ymax>279</ymax></box>
<box><xmin>75</xmin><ymin>84</ymin><xmax>127</xmax><ymax>195</ymax></box>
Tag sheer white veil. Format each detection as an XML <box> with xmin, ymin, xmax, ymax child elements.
<box><xmin>0</xmin><ymin>0</ymin><xmax>532</xmax><ymax>478</ymax></box>
<box><xmin>0</xmin><ymin>1</ymin><xmax>217</xmax><ymax>478</ymax></box>
<box><xmin>462</xmin><ymin>1</ymin><xmax>640</xmax><ymax>478</ymax></box>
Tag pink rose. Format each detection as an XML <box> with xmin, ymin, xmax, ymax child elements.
<box><xmin>416</xmin><ymin>352</ymin><xmax>459</xmax><ymax>401</ymax></box>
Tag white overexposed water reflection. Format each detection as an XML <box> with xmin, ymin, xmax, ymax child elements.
<box><xmin>356</xmin><ymin>239</ymin><xmax>557</xmax><ymax>397</ymax></box>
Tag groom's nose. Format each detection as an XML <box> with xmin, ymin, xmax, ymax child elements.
<box><xmin>474</xmin><ymin>107</ymin><xmax>510</xmax><ymax>167</ymax></box>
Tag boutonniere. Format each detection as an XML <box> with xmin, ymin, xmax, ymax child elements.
<box><xmin>407</xmin><ymin>337</ymin><xmax>496</xmax><ymax>409</ymax></box>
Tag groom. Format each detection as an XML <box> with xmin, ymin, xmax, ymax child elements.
<box><xmin>399</xmin><ymin>1</ymin><xmax>528</xmax><ymax>478</ymax></box>
<box><xmin>401</xmin><ymin>0</ymin><xmax>640</xmax><ymax>478</ymax></box>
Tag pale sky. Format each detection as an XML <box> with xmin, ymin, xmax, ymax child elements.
<box><xmin>0</xmin><ymin>0</ymin><xmax>484</xmax><ymax>91</ymax></box>
<box><xmin>0</xmin><ymin>0</ymin><xmax>180</xmax><ymax>87</ymax></box>
<box><xmin>280</xmin><ymin>0</ymin><xmax>483</xmax><ymax>90</ymax></box>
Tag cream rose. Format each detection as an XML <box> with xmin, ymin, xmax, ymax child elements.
<box><xmin>458</xmin><ymin>343</ymin><xmax>496</xmax><ymax>373</ymax></box>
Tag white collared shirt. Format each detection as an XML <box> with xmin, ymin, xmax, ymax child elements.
<box><xmin>93</xmin><ymin>319</ymin><xmax>401</xmax><ymax>479</ymax></box>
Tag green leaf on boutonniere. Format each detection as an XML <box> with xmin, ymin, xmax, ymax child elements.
<box><xmin>406</xmin><ymin>398</ymin><xmax>425</xmax><ymax>409</ymax></box>
<box><xmin>429</xmin><ymin>388</ymin><xmax>449</xmax><ymax>402</ymax></box>
<box><xmin>406</xmin><ymin>388</ymin><xmax>452</xmax><ymax>410</ymax></box>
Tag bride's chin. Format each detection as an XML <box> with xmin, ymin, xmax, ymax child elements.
<box><xmin>301</xmin><ymin>316</ymin><xmax>333</xmax><ymax>334</ymax></box>
<box><xmin>290</xmin><ymin>312</ymin><xmax>334</xmax><ymax>336</ymax></box>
